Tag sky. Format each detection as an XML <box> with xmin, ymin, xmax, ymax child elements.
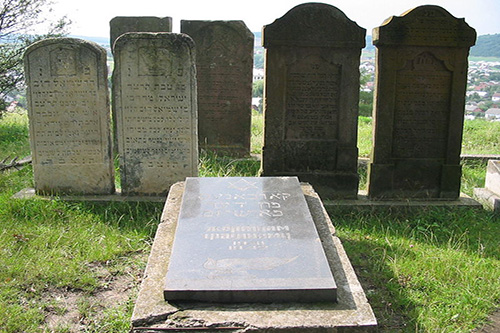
<box><xmin>43</xmin><ymin>0</ymin><xmax>500</xmax><ymax>38</ymax></box>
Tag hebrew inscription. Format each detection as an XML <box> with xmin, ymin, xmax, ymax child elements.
<box><xmin>113</xmin><ymin>33</ymin><xmax>198</xmax><ymax>195</ymax></box>
<box><xmin>164</xmin><ymin>177</ymin><xmax>337</xmax><ymax>303</ymax></box>
<box><xmin>393</xmin><ymin>52</ymin><xmax>451</xmax><ymax>159</ymax></box>
<box><xmin>285</xmin><ymin>56</ymin><xmax>341</xmax><ymax>141</ymax></box>
<box><xmin>368</xmin><ymin>5</ymin><xmax>476</xmax><ymax>199</ymax></box>
<box><xmin>261</xmin><ymin>3</ymin><xmax>365</xmax><ymax>198</ymax></box>
<box><xmin>24</xmin><ymin>38</ymin><xmax>114</xmax><ymax>194</ymax></box>
<box><xmin>181</xmin><ymin>21</ymin><xmax>253</xmax><ymax>157</ymax></box>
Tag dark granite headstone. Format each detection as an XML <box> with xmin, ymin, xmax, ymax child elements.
<box><xmin>181</xmin><ymin>20</ymin><xmax>253</xmax><ymax>157</ymax></box>
<box><xmin>260</xmin><ymin>3</ymin><xmax>365</xmax><ymax>199</ymax></box>
<box><xmin>164</xmin><ymin>177</ymin><xmax>337</xmax><ymax>303</ymax></box>
<box><xmin>367</xmin><ymin>5</ymin><xmax>476</xmax><ymax>199</ymax></box>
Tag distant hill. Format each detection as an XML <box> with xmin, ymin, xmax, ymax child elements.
<box><xmin>470</xmin><ymin>34</ymin><xmax>500</xmax><ymax>58</ymax></box>
<box><xmin>70</xmin><ymin>35</ymin><xmax>109</xmax><ymax>47</ymax></box>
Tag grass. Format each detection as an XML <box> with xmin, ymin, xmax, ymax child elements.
<box><xmin>462</xmin><ymin>119</ymin><xmax>500</xmax><ymax>155</ymax></box>
<box><xmin>335</xmin><ymin>208</ymin><xmax>500</xmax><ymax>332</ymax></box>
<box><xmin>0</xmin><ymin>110</ymin><xmax>499</xmax><ymax>332</ymax></box>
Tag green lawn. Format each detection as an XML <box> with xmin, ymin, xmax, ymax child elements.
<box><xmin>0</xmin><ymin>110</ymin><xmax>498</xmax><ymax>332</ymax></box>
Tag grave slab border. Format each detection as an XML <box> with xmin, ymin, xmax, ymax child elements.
<box><xmin>131</xmin><ymin>180</ymin><xmax>377</xmax><ymax>332</ymax></box>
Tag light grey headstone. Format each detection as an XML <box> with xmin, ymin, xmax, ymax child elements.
<box><xmin>113</xmin><ymin>33</ymin><xmax>198</xmax><ymax>196</ymax></box>
<box><xmin>181</xmin><ymin>20</ymin><xmax>253</xmax><ymax>157</ymax></box>
<box><xmin>24</xmin><ymin>37</ymin><xmax>115</xmax><ymax>195</ymax></box>
<box><xmin>164</xmin><ymin>177</ymin><xmax>336</xmax><ymax>303</ymax></box>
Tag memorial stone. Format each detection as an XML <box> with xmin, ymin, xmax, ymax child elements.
<box><xmin>110</xmin><ymin>17</ymin><xmax>172</xmax><ymax>51</ymax></box>
<box><xmin>24</xmin><ymin>38</ymin><xmax>115</xmax><ymax>195</ymax></box>
<box><xmin>113</xmin><ymin>33</ymin><xmax>198</xmax><ymax>196</ymax></box>
<box><xmin>367</xmin><ymin>5</ymin><xmax>476</xmax><ymax>199</ymax></box>
<box><xmin>474</xmin><ymin>160</ymin><xmax>500</xmax><ymax>211</ymax></box>
<box><xmin>260</xmin><ymin>3</ymin><xmax>365</xmax><ymax>198</ymax></box>
<box><xmin>485</xmin><ymin>160</ymin><xmax>500</xmax><ymax>195</ymax></box>
<box><xmin>164</xmin><ymin>177</ymin><xmax>337</xmax><ymax>303</ymax></box>
<box><xmin>181</xmin><ymin>21</ymin><xmax>253</xmax><ymax>157</ymax></box>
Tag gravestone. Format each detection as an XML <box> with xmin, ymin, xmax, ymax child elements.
<box><xmin>110</xmin><ymin>17</ymin><xmax>172</xmax><ymax>50</ymax></box>
<box><xmin>260</xmin><ymin>3</ymin><xmax>365</xmax><ymax>199</ymax></box>
<box><xmin>181</xmin><ymin>21</ymin><xmax>253</xmax><ymax>157</ymax></box>
<box><xmin>474</xmin><ymin>160</ymin><xmax>500</xmax><ymax>211</ymax></box>
<box><xmin>113</xmin><ymin>33</ymin><xmax>198</xmax><ymax>196</ymax></box>
<box><xmin>24</xmin><ymin>38</ymin><xmax>115</xmax><ymax>195</ymax></box>
<box><xmin>367</xmin><ymin>5</ymin><xmax>476</xmax><ymax>199</ymax></box>
<box><xmin>164</xmin><ymin>177</ymin><xmax>337</xmax><ymax>303</ymax></box>
<box><xmin>131</xmin><ymin>180</ymin><xmax>377</xmax><ymax>331</ymax></box>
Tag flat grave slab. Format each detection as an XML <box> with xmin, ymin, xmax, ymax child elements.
<box><xmin>164</xmin><ymin>177</ymin><xmax>336</xmax><ymax>303</ymax></box>
<box><xmin>131</xmin><ymin>180</ymin><xmax>377</xmax><ymax>332</ymax></box>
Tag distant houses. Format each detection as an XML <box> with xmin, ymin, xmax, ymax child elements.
<box><xmin>485</xmin><ymin>108</ymin><xmax>500</xmax><ymax>120</ymax></box>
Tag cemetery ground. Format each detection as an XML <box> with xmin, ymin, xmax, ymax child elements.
<box><xmin>0</xmin><ymin>109</ymin><xmax>499</xmax><ymax>332</ymax></box>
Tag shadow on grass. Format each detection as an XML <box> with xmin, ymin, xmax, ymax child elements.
<box><xmin>329</xmin><ymin>208</ymin><xmax>500</xmax><ymax>332</ymax></box>
<box><xmin>66</xmin><ymin>200</ymin><xmax>164</xmax><ymax>239</ymax></box>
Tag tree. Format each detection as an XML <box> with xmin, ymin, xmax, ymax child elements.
<box><xmin>252</xmin><ymin>79</ymin><xmax>263</xmax><ymax>98</ymax></box>
<box><xmin>0</xmin><ymin>0</ymin><xmax>70</xmax><ymax>108</ymax></box>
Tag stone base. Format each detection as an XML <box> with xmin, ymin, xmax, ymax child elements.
<box><xmin>12</xmin><ymin>188</ymin><xmax>165</xmax><ymax>202</ymax></box>
<box><xmin>324</xmin><ymin>191</ymin><xmax>482</xmax><ymax>212</ymax></box>
<box><xmin>131</xmin><ymin>181</ymin><xmax>377</xmax><ymax>332</ymax></box>
<box><xmin>473</xmin><ymin>188</ymin><xmax>500</xmax><ymax>212</ymax></box>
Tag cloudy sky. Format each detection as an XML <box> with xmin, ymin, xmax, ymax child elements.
<box><xmin>44</xmin><ymin>0</ymin><xmax>499</xmax><ymax>37</ymax></box>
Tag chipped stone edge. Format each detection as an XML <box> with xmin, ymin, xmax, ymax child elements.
<box><xmin>473</xmin><ymin>188</ymin><xmax>500</xmax><ymax>212</ymax></box>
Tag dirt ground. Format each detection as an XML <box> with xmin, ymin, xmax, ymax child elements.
<box><xmin>41</xmin><ymin>253</ymin><xmax>146</xmax><ymax>332</ymax></box>
<box><xmin>38</xmin><ymin>252</ymin><xmax>499</xmax><ymax>332</ymax></box>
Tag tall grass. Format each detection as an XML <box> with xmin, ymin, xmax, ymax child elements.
<box><xmin>335</xmin><ymin>208</ymin><xmax>500</xmax><ymax>332</ymax></box>
<box><xmin>0</xmin><ymin>111</ymin><xmax>498</xmax><ymax>332</ymax></box>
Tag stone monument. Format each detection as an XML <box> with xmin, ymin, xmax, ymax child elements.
<box><xmin>367</xmin><ymin>5</ymin><xmax>476</xmax><ymax>199</ymax></box>
<box><xmin>110</xmin><ymin>16</ymin><xmax>172</xmax><ymax>50</ymax></box>
<box><xmin>113</xmin><ymin>33</ymin><xmax>198</xmax><ymax>196</ymax></box>
<box><xmin>181</xmin><ymin>20</ymin><xmax>253</xmax><ymax>157</ymax></box>
<box><xmin>131</xmin><ymin>178</ymin><xmax>377</xmax><ymax>331</ymax></box>
<box><xmin>260</xmin><ymin>3</ymin><xmax>365</xmax><ymax>199</ymax></box>
<box><xmin>24</xmin><ymin>38</ymin><xmax>115</xmax><ymax>195</ymax></box>
<box><xmin>474</xmin><ymin>160</ymin><xmax>500</xmax><ymax>211</ymax></box>
<box><xmin>164</xmin><ymin>177</ymin><xmax>337</xmax><ymax>303</ymax></box>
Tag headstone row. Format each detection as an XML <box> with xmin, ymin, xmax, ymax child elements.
<box><xmin>23</xmin><ymin>4</ymin><xmax>476</xmax><ymax>200</ymax></box>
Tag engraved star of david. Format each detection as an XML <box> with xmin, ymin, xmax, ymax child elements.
<box><xmin>228</xmin><ymin>179</ymin><xmax>258</xmax><ymax>191</ymax></box>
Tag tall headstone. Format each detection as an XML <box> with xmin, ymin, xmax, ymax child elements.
<box><xmin>260</xmin><ymin>3</ymin><xmax>365</xmax><ymax>198</ymax></box>
<box><xmin>181</xmin><ymin>21</ymin><xmax>253</xmax><ymax>157</ymax></box>
<box><xmin>367</xmin><ymin>6</ymin><xmax>476</xmax><ymax>199</ymax></box>
<box><xmin>113</xmin><ymin>33</ymin><xmax>198</xmax><ymax>196</ymax></box>
<box><xmin>24</xmin><ymin>38</ymin><xmax>115</xmax><ymax>195</ymax></box>
<box><xmin>110</xmin><ymin>17</ymin><xmax>172</xmax><ymax>50</ymax></box>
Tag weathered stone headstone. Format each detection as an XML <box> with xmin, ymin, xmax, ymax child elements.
<box><xmin>110</xmin><ymin>17</ymin><xmax>172</xmax><ymax>50</ymax></box>
<box><xmin>113</xmin><ymin>33</ymin><xmax>198</xmax><ymax>196</ymax></box>
<box><xmin>181</xmin><ymin>21</ymin><xmax>253</xmax><ymax>157</ymax></box>
<box><xmin>474</xmin><ymin>160</ymin><xmax>500</xmax><ymax>211</ymax></box>
<box><xmin>164</xmin><ymin>177</ymin><xmax>337</xmax><ymax>303</ymax></box>
<box><xmin>260</xmin><ymin>3</ymin><xmax>365</xmax><ymax>198</ymax></box>
<box><xmin>24</xmin><ymin>38</ymin><xmax>115</xmax><ymax>195</ymax></box>
<box><xmin>367</xmin><ymin>5</ymin><xmax>476</xmax><ymax>199</ymax></box>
